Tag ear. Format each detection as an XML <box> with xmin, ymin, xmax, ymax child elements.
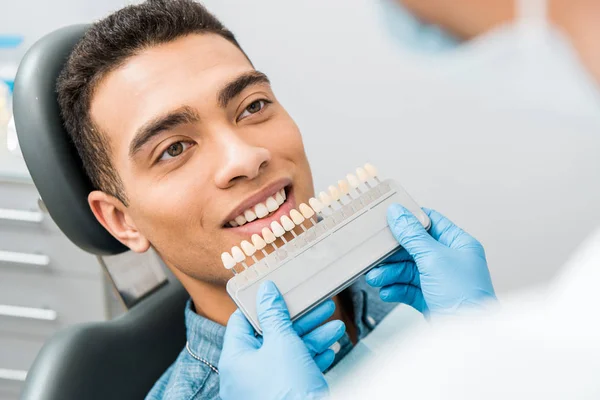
<box><xmin>88</xmin><ymin>190</ymin><xmax>150</xmax><ymax>253</ymax></box>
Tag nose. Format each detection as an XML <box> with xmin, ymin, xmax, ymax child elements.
<box><xmin>213</xmin><ymin>132</ymin><xmax>271</xmax><ymax>189</ymax></box>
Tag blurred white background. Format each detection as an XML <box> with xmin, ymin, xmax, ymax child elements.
<box><xmin>2</xmin><ymin>0</ymin><xmax>600</xmax><ymax>296</ymax></box>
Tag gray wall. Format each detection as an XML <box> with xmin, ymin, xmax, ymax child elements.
<box><xmin>4</xmin><ymin>0</ymin><xmax>600</xmax><ymax>295</ymax></box>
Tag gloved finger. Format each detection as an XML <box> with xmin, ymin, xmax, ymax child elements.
<box><xmin>256</xmin><ymin>280</ymin><xmax>294</xmax><ymax>336</ymax></box>
<box><xmin>423</xmin><ymin>208</ymin><xmax>480</xmax><ymax>250</ymax></box>
<box><xmin>222</xmin><ymin>309</ymin><xmax>261</xmax><ymax>352</ymax></box>
<box><xmin>302</xmin><ymin>320</ymin><xmax>346</xmax><ymax>357</ymax></box>
<box><xmin>387</xmin><ymin>204</ymin><xmax>440</xmax><ymax>264</ymax></box>
<box><xmin>365</xmin><ymin>261</ymin><xmax>420</xmax><ymax>288</ymax></box>
<box><xmin>293</xmin><ymin>299</ymin><xmax>336</xmax><ymax>337</ymax></box>
<box><xmin>314</xmin><ymin>349</ymin><xmax>336</xmax><ymax>372</ymax></box>
<box><xmin>380</xmin><ymin>247</ymin><xmax>412</xmax><ymax>264</ymax></box>
<box><xmin>380</xmin><ymin>284</ymin><xmax>428</xmax><ymax>313</ymax></box>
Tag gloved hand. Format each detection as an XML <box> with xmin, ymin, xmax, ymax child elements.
<box><xmin>219</xmin><ymin>280</ymin><xmax>345</xmax><ymax>400</ymax></box>
<box><xmin>366</xmin><ymin>204</ymin><xmax>496</xmax><ymax>316</ymax></box>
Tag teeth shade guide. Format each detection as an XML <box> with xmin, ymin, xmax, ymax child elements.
<box><xmin>225</xmin><ymin>163</ymin><xmax>383</xmax><ymax>279</ymax></box>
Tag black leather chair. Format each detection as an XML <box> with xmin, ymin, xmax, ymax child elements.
<box><xmin>13</xmin><ymin>25</ymin><xmax>188</xmax><ymax>400</ymax></box>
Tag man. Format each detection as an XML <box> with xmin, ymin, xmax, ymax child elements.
<box><xmin>56</xmin><ymin>0</ymin><xmax>400</xmax><ymax>398</ymax></box>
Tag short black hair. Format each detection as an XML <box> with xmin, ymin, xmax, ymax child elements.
<box><xmin>57</xmin><ymin>0</ymin><xmax>246</xmax><ymax>205</ymax></box>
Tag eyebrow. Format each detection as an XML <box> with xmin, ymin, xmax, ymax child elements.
<box><xmin>129</xmin><ymin>106</ymin><xmax>200</xmax><ymax>158</ymax></box>
<box><xmin>218</xmin><ymin>71</ymin><xmax>270</xmax><ymax>108</ymax></box>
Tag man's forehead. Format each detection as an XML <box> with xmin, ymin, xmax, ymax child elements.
<box><xmin>90</xmin><ymin>33</ymin><xmax>253</xmax><ymax>149</ymax></box>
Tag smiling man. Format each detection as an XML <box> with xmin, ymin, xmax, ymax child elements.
<box><xmin>56</xmin><ymin>0</ymin><xmax>397</xmax><ymax>398</ymax></box>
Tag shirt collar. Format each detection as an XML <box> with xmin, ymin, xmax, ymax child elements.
<box><xmin>184</xmin><ymin>299</ymin><xmax>225</xmax><ymax>369</ymax></box>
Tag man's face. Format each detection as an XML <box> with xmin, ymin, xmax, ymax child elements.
<box><xmin>90</xmin><ymin>34</ymin><xmax>313</xmax><ymax>284</ymax></box>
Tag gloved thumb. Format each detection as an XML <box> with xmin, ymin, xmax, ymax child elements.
<box><xmin>256</xmin><ymin>280</ymin><xmax>295</xmax><ymax>337</ymax></box>
<box><xmin>387</xmin><ymin>203</ymin><xmax>439</xmax><ymax>262</ymax></box>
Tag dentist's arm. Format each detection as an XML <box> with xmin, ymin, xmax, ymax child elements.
<box><xmin>219</xmin><ymin>281</ymin><xmax>345</xmax><ymax>400</ymax></box>
<box><xmin>366</xmin><ymin>204</ymin><xmax>496</xmax><ymax>316</ymax></box>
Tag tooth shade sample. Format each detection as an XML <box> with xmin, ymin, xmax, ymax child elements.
<box><xmin>290</xmin><ymin>209</ymin><xmax>305</xmax><ymax>225</ymax></box>
<box><xmin>308</xmin><ymin>197</ymin><xmax>324</xmax><ymax>213</ymax></box>
<box><xmin>241</xmin><ymin>240</ymin><xmax>256</xmax><ymax>257</ymax></box>
<box><xmin>244</xmin><ymin>209</ymin><xmax>257</xmax><ymax>222</ymax></box>
<box><xmin>346</xmin><ymin>173</ymin><xmax>360</xmax><ymax>188</ymax></box>
<box><xmin>229</xmin><ymin>220</ymin><xmax>239</xmax><ymax>227</ymax></box>
<box><xmin>364</xmin><ymin>163</ymin><xmax>378</xmax><ymax>178</ymax></box>
<box><xmin>234</xmin><ymin>215</ymin><xmax>247</xmax><ymax>226</ymax></box>
<box><xmin>262</xmin><ymin>227</ymin><xmax>276</xmax><ymax>244</ymax></box>
<box><xmin>356</xmin><ymin>167</ymin><xmax>368</xmax><ymax>183</ymax></box>
<box><xmin>275</xmin><ymin>192</ymin><xmax>285</xmax><ymax>205</ymax></box>
<box><xmin>266</xmin><ymin>196</ymin><xmax>279</xmax><ymax>212</ymax></box>
<box><xmin>338</xmin><ymin>179</ymin><xmax>350</xmax><ymax>195</ymax></box>
<box><xmin>221</xmin><ymin>252</ymin><xmax>236</xmax><ymax>269</ymax></box>
<box><xmin>299</xmin><ymin>203</ymin><xmax>315</xmax><ymax>219</ymax></box>
<box><xmin>255</xmin><ymin>203</ymin><xmax>269</xmax><ymax>218</ymax></box>
<box><xmin>281</xmin><ymin>215</ymin><xmax>295</xmax><ymax>231</ymax></box>
<box><xmin>251</xmin><ymin>234</ymin><xmax>267</xmax><ymax>250</ymax></box>
<box><xmin>270</xmin><ymin>221</ymin><xmax>285</xmax><ymax>237</ymax></box>
<box><xmin>231</xmin><ymin>246</ymin><xmax>246</xmax><ymax>263</ymax></box>
<box><xmin>328</xmin><ymin>186</ymin><xmax>340</xmax><ymax>201</ymax></box>
<box><xmin>318</xmin><ymin>191</ymin><xmax>332</xmax><ymax>206</ymax></box>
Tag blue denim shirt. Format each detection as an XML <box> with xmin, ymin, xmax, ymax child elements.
<box><xmin>146</xmin><ymin>278</ymin><xmax>397</xmax><ymax>399</ymax></box>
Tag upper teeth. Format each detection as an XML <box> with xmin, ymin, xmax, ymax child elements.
<box><xmin>229</xmin><ymin>188</ymin><xmax>286</xmax><ymax>227</ymax></box>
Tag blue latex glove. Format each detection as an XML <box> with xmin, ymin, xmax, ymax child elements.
<box><xmin>219</xmin><ymin>281</ymin><xmax>346</xmax><ymax>400</ymax></box>
<box><xmin>366</xmin><ymin>204</ymin><xmax>496</xmax><ymax>316</ymax></box>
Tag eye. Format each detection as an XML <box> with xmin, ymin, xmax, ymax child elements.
<box><xmin>159</xmin><ymin>141</ymin><xmax>193</xmax><ymax>162</ymax></box>
<box><xmin>238</xmin><ymin>99</ymin><xmax>271</xmax><ymax>121</ymax></box>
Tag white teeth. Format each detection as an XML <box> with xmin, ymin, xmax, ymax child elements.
<box><xmin>270</xmin><ymin>221</ymin><xmax>285</xmax><ymax>237</ymax></box>
<box><xmin>240</xmin><ymin>240</ymin><xmax>256</xmax><ymax>257</ymax></box>
<box><xmin>275</xmin><ymin>191</ymin><xmax>284</xmax><ymax>205</ymax></box>
<box><xmin>290</xmin><ymin>209</ymin><xmax>305</xmax><ymax>225</ymax></box>
<box><xmin>262</xmin><ymin>227</ymin><xmax>276</xmax><ymax>244</ymax></box>
<box><xmin>255</xmin><ymin>203</ymin><xmax>269</xmax><ymax>218</ymax></box>
<box><xmin>244</xmin><ymin>209</ymin><xmax>257</xmax><ymax>222</ymax></box>
<box><xmin>299</xmin><ymin>203</ymin><xmax>315</xmax><ymax>219</ymax></box>
<box><xmin>308</xmin><ymin>197</ymin><xmax>324</xmax><ymax>213</ymax></box>
<box><xmin>281</xmin><ymin>188</ymin><xmax>287</xmax><ymax>201</ymax></box>
<box><xmin>266</xmin><ymin>196</ymin><xmax>279</xmax><ymax>212</ymax></box>
<box><xmin>281</xmin><ymin>215</ymin><xmax>295</xmax><ymax>231</ymax></box>
<box><xmin>231</xmin><ymin>246</ymin><xmax>246</xmax><ymax>263</ymax></box>
<box><xmin>221</xmin><ymin>252</ymin><xmax>236</xmax><ymax>269</ymax></box>
<box><xmin>251</xmin><ymin>234</ymin><xmax>267</xmax><ymax>250</ymax></box>
<box><xmin>235</xmin><ymin>215</ymin><xmax>247</xmax><ymax>226</ymax></box>
<box><xmin>229</xmin><ymin>220</ymin><xmax>239</xmax><ymax>227</ymax></box>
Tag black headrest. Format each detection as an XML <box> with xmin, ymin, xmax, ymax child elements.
<box><xmin>12</xmin><ymin>25</ymin><xmax>127</xmax><ymax>256</ymax></box>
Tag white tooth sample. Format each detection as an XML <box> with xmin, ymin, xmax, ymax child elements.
<box><xmin>290</xmin><ymin>209</ymin><xmax>305</xmax><ymax>225</ymax></box>
<box><xmin>356</xmin><ymin>167</ymin><xmax>368</xmax><ymax>183</ymax></box>
<box><xmin>270</xmin><ymin>221</ymin><xmax>285</xmax><ymax>237</ymax></box>
<box><xmin>240</xmin><ymin>240</ymin><xmax>256</xmax><ymax>257</ymax></box>
<box><xmin>231</xmin><ymin>246</ymin><xmax>246</xmax><ymax>263</ymax></box>
<box><xmin>221</xmin><ymin>252</ymin><xmax>236</xmax><ymax>269</ymax></box>
<box><xmin>251</xmin><ymin>234</ymin><xmax>267</xmax><ymax>250</ymax></box>
<box><xmin>229</xmin><ymin>220</ymin><xmax>239</xmax><ymax>227</ymax></box>
<box><xmin>275</xmin><ymin>191</ymin><xmax>285</xmax><ymax>205</ymax></box>
<box><xmin>299</xmin><ymin>203</ymin><xmax>315</xmax><ymax>219</ymax></box>
<box><xmin>364</xmin><ymin>163</ymin><xmax>378</xmax><ymax>178</ymax></box>
<box><xmin>262</xmin><ymin>227</ymin><xmax>276</xmax><ymax>244</ymax></box>
<box><xmin>328</xmin><ymin>186</ymin><xmax>340</xmax><ymax>201</ymax></box>
<box><xmin>266</xmin><ymin>196</ymin><xmax>279</xmax><ymax>212</ymax></box>
<box><xmin>281</xmin><ymin>188</ymin><xmax>287</xmax><ymax>200</ymax></box>
<box><xmin>308</xmin><ymin>197</ymin><xmax>324</xmax><ymax>213</ymax></box>
<box><xmin>234</xmin><ymin>215</ymin><xmax>247</xmax><ymax>226</ymax></box>
<box><xmin>338</xmin><ymin>179</ymin><xmax>350</xmax><ymax>195</ymax></box>
<box><xmin>281</xmin><ymin>215</ymin><xmax>295</xmax><ymax>231</ymax></box>
<box><xmin>255</xmin><ymin>202</ymin><xmax>269</xmax><ymax>218</ymax></box>
<box><xmin>318</xmin><ymin>191</ymin><xmax>332</xmax><ymax>206</ymax></box>
<box><xmin>346</xmin><ymin>173</ymin><xmax>360</xmax><ymax>189</ymax></box>
<box><xmin>244</xmin><ymin>209</ymin><xmax>257</xmax><ymax>222</ymax></box>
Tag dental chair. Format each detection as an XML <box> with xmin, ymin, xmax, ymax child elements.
<box><xmin>13</xmin><ymin>25</ymin><xmax>188</xmax><ymax>400</ymax></box>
